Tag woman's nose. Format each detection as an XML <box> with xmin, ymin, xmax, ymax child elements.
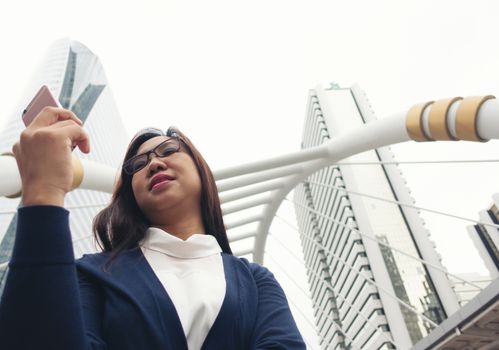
<box><xmin>147</xmin><ymin>155</ymin><xmax>167</xmax><ymax>175</ymax></box>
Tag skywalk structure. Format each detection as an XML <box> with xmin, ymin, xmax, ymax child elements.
<box><xmin>0</xmin><ymin>39</ymin><xmax>129</xmax><ymax>292</ymax></box>
<box><xmin>1</xmin><ymin>42</ymin><xmax>499</xmax><ymax>348</ymax></box>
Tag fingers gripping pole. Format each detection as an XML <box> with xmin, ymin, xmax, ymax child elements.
<box><xmin>0</xmin><ymin>154</ymin><xmax>112</xmax><ymax>198</ymax></box>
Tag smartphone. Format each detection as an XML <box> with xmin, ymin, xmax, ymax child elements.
<box><xmin>22</xmin><ymin>85</ymin><xmax>76</xmax><ymax>150</ymax></box>
<box><xmin>22</xmin><ymin>85</ymin><xmax>61</xmax><ymax>126</ymax></box>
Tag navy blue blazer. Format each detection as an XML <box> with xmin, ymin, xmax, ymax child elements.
<box><xmin>0</xmin><ymin>206</ymin><xmax>306</xmax><ymax>350</ymax></box>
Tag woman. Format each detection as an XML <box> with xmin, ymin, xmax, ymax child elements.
<box><xmin>0</xmin><ymin>107</ymin><xmax>306</xmax><ymax>350</ymax></box>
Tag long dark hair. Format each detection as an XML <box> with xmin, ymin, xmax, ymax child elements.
<box><xmin>93</xmin><ymin>127</ymin><xmax>232</xmax><ymax>267</ymax></box>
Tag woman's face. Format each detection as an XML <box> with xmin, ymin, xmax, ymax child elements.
<box><xmin>131</xmin><ymin>136</ymin><xmax>202</xmax><ymax>220</ymax></box>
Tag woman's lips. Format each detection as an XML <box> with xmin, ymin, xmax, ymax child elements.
<box><xmin>149</xmin><ymin>173</ymin><xmax>175</xmax><ymax>191</ymax></box>
<box><xmin>151</xmin><ymin>179</ymin><xmax>173</xmax><ymax>192</ymax></box>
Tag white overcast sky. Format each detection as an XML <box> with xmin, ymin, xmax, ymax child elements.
<box><xmin>1</xmin><ymin>0</ymin><xmax>499</xmax><ymax>278</ymax></box>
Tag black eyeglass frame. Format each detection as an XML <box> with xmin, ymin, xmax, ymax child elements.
<box><xmin>123</xmin><ymin>127</ymin><xmax>184</xmax><ymax>175</ymax></box>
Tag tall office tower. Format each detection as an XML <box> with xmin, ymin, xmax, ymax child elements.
<box><xmin>293</xmin><ymin>84</ymin><xmax>460</xmax><ymax>349</ymax></box>
<box><xmin>0</xmin><ymin>39</ymin><xmax>129</xmax><ymax>294</ymax></box>
<box><xmin>467</xmin><ymin>193</ymin><xmax>499</xmax><ymax>280</ymax></box>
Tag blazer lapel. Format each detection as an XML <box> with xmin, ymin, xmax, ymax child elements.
<box><xmin>201</xmin><ymin>253</ymin><xmax>239</xmax><ymax>349</ymax></box>
<box><xmin>118</xmin><ymin>248</ymin><xmax>187</xmax><ymax>350</ymax></box>
<box><xmin>77</xmin><ymin>249</ymin><xmax>189</xmax><ymax>349</ymax></box>
<box><xmin>131</xmin><ymin>248</ymin><xmax>189</xmax><ymax>350</ymax></box>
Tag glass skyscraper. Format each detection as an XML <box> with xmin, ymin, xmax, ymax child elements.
<box><xmin>294</xmin><ymin>84</ymin><xmax>459</xmax><ymax>349</ymax></box>
<box><xmin>0</xmin><ymin>39</ymin><xmax>129</xmax><ymax>294</ymax></box>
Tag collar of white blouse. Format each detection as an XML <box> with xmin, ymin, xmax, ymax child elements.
<box><xmin>140</xmin><ymin>227</ymin><xmax>222</xmax><ymax>259</ymax></box>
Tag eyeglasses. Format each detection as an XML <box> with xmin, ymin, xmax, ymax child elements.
<box><xmin>123</xmin><ymin>137</ymin><xmax>182</xmax><ymax>175</ymax></box>
<box><xmin>123</xmin><ymin>127</ymin><xmax>183</xmax><ymax>175</ymax></box>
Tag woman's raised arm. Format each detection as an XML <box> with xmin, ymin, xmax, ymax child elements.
<box><xmin>0</xmin><ymin>107</ymin><xmax>105</xmax><ymax>349</ymax></box>
<box><xmin>0</xmin><ymin>205</ymin><xmax>106</xmax><ymax>349</ymax></box>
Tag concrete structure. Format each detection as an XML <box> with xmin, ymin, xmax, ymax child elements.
<box><xmin>451</xmin><ymin>273</ymin><xmax>492</xmax><ymax>307</ymax></box>
<box><xmin>467</xmin><ymin>194</ymin><xmax>499</xmax><ymax>280</ymax></box>
<box><xmin>412</xmin><ymin>277</ymin><xmax>499</xmax><ymax>350</ymax></box>
<box><xmin>0</xmin><ymin>39</ymin><xmax>129</xmax><ymax>293</ymax></box>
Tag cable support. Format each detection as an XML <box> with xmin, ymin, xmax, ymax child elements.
<box><xmin>265</xmin><ymin>240</ymin><xmax>312</xmax><ymax>299</ymax></box>
<box><xmin>450</xmin><ymin>278</ymin><xmax>492</xmax><ymax>287</ymax></box>
<box><xmin>284</xmin><ymin>197</ymin><xmax>483</xmax><ymax>291</ymax></box>
<box><xmin>267</xmin><ymin>232</ymin><xmax>399</xmax><ymax>349</ymax></box>
<box><xmin>266</xmin><ymin>235</ymin><xmax>312</xmax><ymax>298</ymax></box>
<box><xmin>263</xmin><ymin>253</ymin><xmax>318</xmax><ymax>350</ymax></box>
<box><xmin>268</xmin><ymin>232</ymin><xmax>367</xmax><ymax>348</ymax></box>
<box><xmin>306</xmin><ymin>180</ymin><xmax>499</xmax><ymax>231</ymax></box>
<box><xmin>278</xmin><ymin>201</ymin><xmax>440</xmax><ymax>328</ymax></box>
<box><xmin>289</xmin><ymin>201</ymin><xmax>439</xmax><ymax>328</ymax></box>
<box><xmin>285</xmin><ymin>283</ymin><xmax>363</xmax><ymax>350</ymax></box>
<box><xmin>267</xmin><ymin>231</ymin><xmax>307</xmax><ymax>267</ymax></box>
<box><xmin>286</xmin><ymin>299</ymin><xmax>316</xmax><ymax>350</ymax></box>
<box><xmin>273</xmin><ymin>216</ymin><xmax>401</xmax><ymax>349</ymax></box>
<box><xmin>305</xmin><ymin>257</ymin><xmax>399</xmax><ymax>350</ymax></box>
<box><xmin>291</xmin><ymin>291</ymin><xmax>363</xmax><ymax>350</ymax></box>
<box><xmin>331</xmin><ymin>159</ymin><xmax>499</xmax><ymax>166</ymax></box>
<box><xmin>289</xmin><ymin>286</ymin><xmax>362</xmax><ymax>350</ymax></box>
<box><xmin>264</xmin><ymin>241</ymin><xmax>363</xmax><ymax>347</ymax></box>
<box><xmin>289</xmin><ymin>238</ymin><xmax>423</xmax><ymax>350</ymax></box>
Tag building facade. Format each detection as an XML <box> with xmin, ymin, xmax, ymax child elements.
<box><xmin>293</xmin><ymin>84</ymin><xmax>460</xmax><ymax>349</ymax></box>
<box><xmin>467</xmin><ymin>193</ymin><xmax>499</xmax><ymax>280</ymax></box>
<box><xmin>0</xmin><ymin>39</ymin><xmax>129</xmax><ymax>293</ymax></box>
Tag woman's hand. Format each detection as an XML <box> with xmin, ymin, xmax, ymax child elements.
<box><xmin>12</xmin><ymin>107</ymin><xmax>90</xmax><ymax>207</ymax></box>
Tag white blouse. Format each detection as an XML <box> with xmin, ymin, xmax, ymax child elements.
<box><xmin>139</xmin><ymin>227</ymin><xmax>226</xmax><ymax>350</ymax></box>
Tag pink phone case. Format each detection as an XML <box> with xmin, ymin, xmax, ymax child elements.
<box><xmin>22</xmin><ymin>85</ymin><xmax>61</xmax><ymax>126</ymax></box>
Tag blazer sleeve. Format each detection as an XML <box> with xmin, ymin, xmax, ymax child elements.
<box><xmin>249</xmin><ymin>263</ymin><xmax>306</xmax><ymax>350</ymax></box>
<box><xmin>0</xmin><ymin>205</ymin><xmax>106</xmax><ymax>350</ymax></box>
